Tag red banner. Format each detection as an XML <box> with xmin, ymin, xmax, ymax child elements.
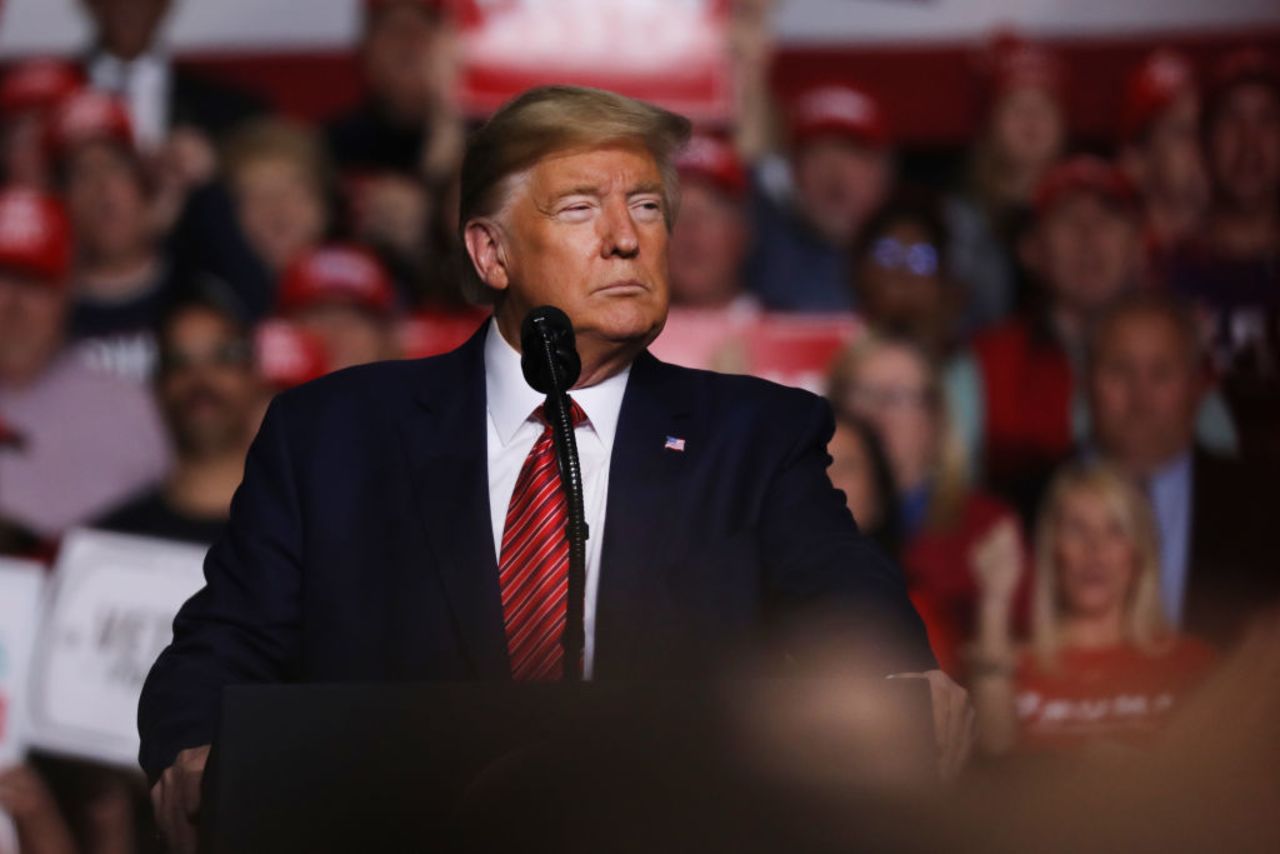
<box><xmin>453</xmin><ymin>0</ymin><xmax>734</xmax><ymax>121</ymax></box>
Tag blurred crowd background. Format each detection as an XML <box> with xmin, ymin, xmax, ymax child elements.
<box><xmin>0</xmin><ymin>1</ymin><xmax>1277</xmax><ymax>852</ymax></box>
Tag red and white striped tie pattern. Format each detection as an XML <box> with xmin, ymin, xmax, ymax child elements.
<box><xmin>498</xmin><ymin>398</ymin><xmax>587</xmax><ymax>681</ymax></box>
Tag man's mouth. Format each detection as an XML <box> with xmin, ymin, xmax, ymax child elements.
<box><xmin>596</xmin><ymin>279</ymin><xmax>648</xmax><ymax>295</ymax></box>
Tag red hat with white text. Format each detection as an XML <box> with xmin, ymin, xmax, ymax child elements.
<box><xmin>278</xmin><ymin>245</ymin><xmax>397</xmax><ymax>316</ymax></box>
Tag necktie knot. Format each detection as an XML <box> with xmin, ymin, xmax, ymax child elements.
<box><xmin>533</xmin><ymin>397</ymin><xmax>588</xmax><ymax>430</ymax></box>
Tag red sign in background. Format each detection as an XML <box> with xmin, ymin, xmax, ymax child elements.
<box><xmin>451</xmin><ymin>0</ymin><xmax>734</xmax><ymax>122</ymax></box>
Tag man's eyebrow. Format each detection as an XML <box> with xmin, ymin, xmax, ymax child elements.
<box><xmin>628</xmin><ymin>182</ymin><xmax>664</xmax><ymax>197</ymax></box>
<box><xmin>552</xmin><ymin>185</ymin><xmax>603</xmax><ymax>200</ymax></box>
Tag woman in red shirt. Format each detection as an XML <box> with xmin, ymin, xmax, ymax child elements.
<box><xmin>969</xmin><ymin>461</ymin><xmax>1215</xmax><ymax>755</ymax></box>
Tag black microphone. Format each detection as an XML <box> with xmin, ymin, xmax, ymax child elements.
<box><xmin>518</xmin><ymin>305</ymin><xmax>588</xmax><ymax>681</ymax></box>
<box><xmin>520</xmin><ymin>306</ymin><xmax>581</xmax><ymax>394</ymax></box>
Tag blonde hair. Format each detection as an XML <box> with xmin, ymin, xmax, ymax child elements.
<box><xmin>826</xmin><ymin>332</ymin><xmax>970</xmax><ymax>529</ymax></box>
<box><xmin>222</xmin><ymin>118</ymin><xmax>335</xmax><ymax>201</ymax></box>
<box><xmin>1031</xmin><ymin>461</ymin><xmax>1170</xmax><ymax>670</ymax></box>
<box><xmin>457</xmin><ymin>85</ymin><xmax>692</xmax><ymax>303</ymax></box>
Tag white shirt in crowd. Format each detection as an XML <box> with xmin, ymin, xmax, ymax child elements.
<box><xmin>89</xmin><ymin>49</ymin><xmax>171</xmax><ymax>150</ymax></box>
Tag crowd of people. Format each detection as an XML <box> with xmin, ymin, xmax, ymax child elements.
<box><xmin>0</xmin><ymin>0</ymin><xmax>1277</xmax><ymax>851</ymax></box>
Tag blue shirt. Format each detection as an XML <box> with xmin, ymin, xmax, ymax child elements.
<box><xmin>1146</xmin><ymin>452</ymin><xmax>1194</xmax><ymax>626</ymax></box>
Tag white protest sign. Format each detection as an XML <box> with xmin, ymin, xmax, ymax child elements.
<box><xmin>26</xmin><ymin>529</ymin><xmax>206</xmax><ymax>768</ymax></box>
<box><xmin>0</xmin><ymin>558</ymin><xmax>45</xmax><ymax>768</ymax></box>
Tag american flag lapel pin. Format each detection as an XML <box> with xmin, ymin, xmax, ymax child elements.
<box><xmin>664</xmin><ymin>435</ymin><xmax>686</xmax><ymax>452</ymax></box>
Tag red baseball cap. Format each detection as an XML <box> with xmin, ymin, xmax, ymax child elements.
<box><xmin>0</xmin><ymin>189</ymin><xmax>72</xmax><ymax>283</ymax></box>
<box><xmin>254</xmin><ymin>319</ymin><xmax>330</xmax><ymax>389</ymax></box>
<box><xmin>789</xmin><ymin>83</ymin><xmax>890</xmax><ymax>149</ymax></box>
<box><xmin>44</xmin><ymin>89</ymin><xmax>135</xmax><ymax>165</ymax></box>
<box><xmin>1034</xmin><ymin>156</ymin><xmax>1139</xmax><ymax>217</ymax></box>
<box><xmin>278</xmin><ymin>245</ymin><xmax>396</xmax><ymax>316</ymax></box>
<box><xmin>676</xmin><ymin>134</ymin><xmax>747</xmax><ymax>199</ymax></box>
<box><xmin>1121</xmin><ymin>49</ymin><xmax>1197</xmax><ymax>142</ymax></box>
<box><xmin>0</xmin><ymin>60</ymin><xmax>84</xmax><ymax>118</ymax></box>
<box><xmin>1206</xmin><ymin>47</ymin><xmax>1279</xmax><ymax>112</ymax></box>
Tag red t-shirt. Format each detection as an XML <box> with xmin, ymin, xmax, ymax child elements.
<box><xmin>1014</xmin><ymin>637</ymin><xmax>1216</xmax><ymax>751</ymax></box>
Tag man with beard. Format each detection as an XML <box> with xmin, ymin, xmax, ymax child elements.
<box><xmin>96</xmin><ymin>296</ymin><xmax>261</xmax><ymax>544</ymax></box>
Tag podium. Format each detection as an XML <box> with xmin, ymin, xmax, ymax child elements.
<box><xmin>202</xmin><ymin>679</ymin><xmax>934</xmax><ymax>853</ymax></box>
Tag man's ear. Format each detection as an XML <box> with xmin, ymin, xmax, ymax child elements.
<box><xmin>463</xmin><ymin>218</ymin><xmax>511</xmax><ymax>292</ymax></box>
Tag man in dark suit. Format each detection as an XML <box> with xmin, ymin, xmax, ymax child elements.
<box><xmin>1087</xmin><ymin>291</ymin><xmax>1280</xmax><ymax>646</ymax></box>
<box><xmin>141</xmin><ymin>85</ymin><xmax>970</xmax><ymax>850</ymax></box>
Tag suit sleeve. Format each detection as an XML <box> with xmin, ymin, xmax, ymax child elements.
<box><xmin>137</xmin><ymin>395</ymin><xmax>304</xmax><ymax>783</ymax></box>
<box><xmin>758</xmin><ymin>393</ymin><xmax>936</xmax><ymax>674</ymax></box>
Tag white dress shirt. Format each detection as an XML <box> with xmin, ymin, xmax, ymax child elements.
<box><xmin>89</xmin><ymin>50</ymin><xmax>171</xmax><ymax>150</ymax></box>
<box><xmin>484</xmin><ymin>319</ymin><xmax>630</xmax><ymax>678</ymax></box>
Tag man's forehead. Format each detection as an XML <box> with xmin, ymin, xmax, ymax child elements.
<box><xmin>526</xmin><ymin>143</ymin><xmax>662</xmax><ymax>194</ymax></box>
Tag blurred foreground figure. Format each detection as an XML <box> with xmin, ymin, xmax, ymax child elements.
<box><xmin>0</xmin><ymin>188</ymin><xmax>168</xmax><ymax>538</ymax></box>
<box><xmin>97</xmin><ymin>296</ymin><xmax>260</xmax><ymax>544</ymax></box>
<box><xmin>969</xmin><ymin>461</ymin><xmax>1215</xmax><ymax>754</ymax></box>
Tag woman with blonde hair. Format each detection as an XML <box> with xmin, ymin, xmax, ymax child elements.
<box><xmin>969</xmin><ymin>460</ymin><xmax>1215</xmax><ymax>755</ymax></box>
<box><xmin>829</xmin><ymin>332</ymin><xmax>1026</xmax><ymax>673</ymax></box>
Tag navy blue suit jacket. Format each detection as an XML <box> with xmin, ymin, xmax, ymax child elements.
<box><xmin>138</xmin><ymin>324</ymin><xmax>933</xmax><ymax>780</ymax></box>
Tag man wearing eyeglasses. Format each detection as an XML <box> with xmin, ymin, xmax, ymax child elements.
<box><xmin>96</xmin><ymin>295</ymin><xmax>262</xmax><ymax>545</ymax></box>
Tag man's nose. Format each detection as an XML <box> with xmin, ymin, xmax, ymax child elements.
<box><xmin>600</xmin><ymin>198</ymin><xmax>640</xmax><ymax>258</ymax></box>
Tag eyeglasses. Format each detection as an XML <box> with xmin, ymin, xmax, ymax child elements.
<box><xmin>870</xmin><ymin>237</ymin><xmax>940</xmax><ymax>277</ymax></box>
<box><xmin>158</xmin><ymin>339</ymin><xmax>254</xmax><ymax>374</ymax></box>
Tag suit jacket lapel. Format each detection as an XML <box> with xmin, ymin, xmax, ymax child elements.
<box><xmin>399</xmin><ymin>324</ymin><xmax>509</xmax><ymax>679</ymax></box>
<box><xmin>594</xmin><ymin>351</ymin><xmax>698</xmax><ymax>678</ymax></box>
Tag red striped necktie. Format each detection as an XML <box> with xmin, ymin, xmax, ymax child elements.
<box><xmin>498</xmin><ymin>398</ymin><xmax>588</xmax><ymax>681</ymax></box>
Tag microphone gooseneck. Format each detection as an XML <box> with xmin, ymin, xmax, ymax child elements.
<box><xmin>519</xmin><ymin>306</ymin><xmax>589</xmax><ymax>681</ymax></box>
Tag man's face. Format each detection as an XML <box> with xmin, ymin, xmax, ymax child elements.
<box><xmin>1032</xmin><ymin>193</ymin><xmax>1140</xmax><ymax>316</ymax></box>
<box><xmin>857</xmin><ymin>220</ymin><xmax>949</xmax><ymax>352</ymax></box>
<box><xmin>792</xmin><ymin>136</ymin><xmax>890</xmax><ymax>247</ymax></box>
<box><xmin>1208</xmin><ymin>82</ymin><xmax>1280</xmax><ymax>213</ymax></box>
<box><xmin>232</xmin><ymin>156</ymin><xmax>327</xmax><ymax>273</ymax></box>
<box><xmin>988</xmin><ymin>86</ymin><xmax>1065</xmax><ymax>173</ymax></box>
<box><xmin>668</xmin><ymin>180</ymin><xmax>748</xmax><ymax>307</ymax></box>
<box><xmin>66</xmin><ymin>141</ymin><xmax>152</xmax><ymax>266</ymax></box>
<box><xmin>492</xmin><ymin>143</ymin><xmax>670</xmax><ymax>360</ymax></box>
<box><xmin>157</xmin><ymin>307</ymin><xmax>259</xmax><ymax>457</ymax></box>
<box><xmin>82</xmin><ymin>0</ymin><xmax>170</xmax><ymax>61</ymax></box>
<box><xmin>1088</xmin><ymin>311</ymin><xmax>1201</xmax><ymax>477</ymax></box>
<box><xmin>1141</xmin><ymin>92</ymin><xmax>1209</xmax><ymax>210</ymax></box>
<box><xmin>0</xmin><ymin>273</ymin><xmax>66</xmax><ymax>386</ymax></box>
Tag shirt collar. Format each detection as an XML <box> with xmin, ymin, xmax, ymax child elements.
<box><xmin>483</xmin><ymin>318</ymin><xmax>630</xmax><ymax>448</ymax></box>
<box><xmin>90</xmin><ymin>48</ymin><xmax>166</xmax><ymax>88</ymax></box>
<box><xmin>1148</xmin><ymin>449</ymin><xmax>1193</xmax><ymax>498</ymax></box>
